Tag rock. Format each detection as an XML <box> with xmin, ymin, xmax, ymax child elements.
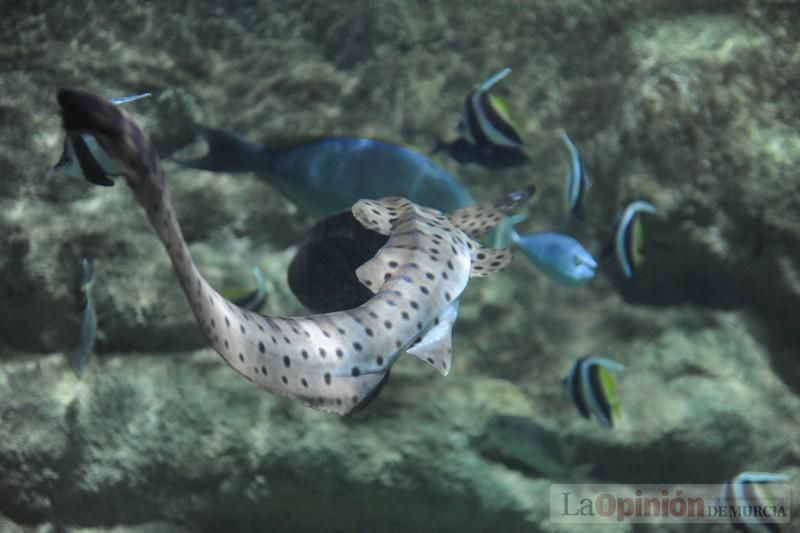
<box><xmin>1</xmin><ymin>0</ymin><xmax>799</xmax><ymax>531</ymax></box>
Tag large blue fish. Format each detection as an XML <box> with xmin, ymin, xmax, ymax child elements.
<box><xmin>183</xmin><ymin>129</ymin><xmax>475</xmax><ymax>218</ymax></box>
<box><xmin>181</xmin><ymin>128</ymin><xmax>595</xmax><ymax>285</ymax></box>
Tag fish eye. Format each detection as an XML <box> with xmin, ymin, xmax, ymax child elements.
<box><xmin>573</xmin><ymin>255</ymin><xmax>583</xmax><ymax>266</ymax></box>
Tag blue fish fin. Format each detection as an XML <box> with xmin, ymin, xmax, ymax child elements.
<box><xmin>179</xmin><ymin>126</ymin><xmax>267</xmax><ymax>174</ymax></box>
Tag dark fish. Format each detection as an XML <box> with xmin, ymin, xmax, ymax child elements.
<box><xmin>288</xmin><ymin>210</ymin><xmax>388</xmax><ymax>313</ymax></box>
<box><xmin>431</xmin><ymin>137</ymin><xmax>529</xmax><ymax>168</ymax></box>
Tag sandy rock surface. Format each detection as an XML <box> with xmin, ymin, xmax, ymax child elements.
<box><xmin>1</xmin><ymin>1</ymin><xmax>798</xmax><ymax>531</ymax></box>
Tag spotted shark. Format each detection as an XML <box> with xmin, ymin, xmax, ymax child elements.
<box><xmin>56</xmin><ymin>88</ymin><xmax>531</xmax><ymax>415</ymax></box>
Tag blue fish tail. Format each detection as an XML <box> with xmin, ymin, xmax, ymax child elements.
<box><xmin>182</xmin><ymin>127</ymin><xmax>268</xmax><ymax>174</ymax></box>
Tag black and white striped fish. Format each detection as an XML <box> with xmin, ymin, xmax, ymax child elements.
<box><xmin>53</xmin><ymin>92</ymin><xmax>151</xmax><ymax>186</ymax></box>
<box><xmin>562</xmin><ymin>355</ymin><xmax>625</xmax><ymax>428</ymax></box>
<box><xmin>457</xmin><ymin>67</ymin><xmax>523</xmax><ymax>150</ymax></box>
<box><xmin>615</xmin><ymin>200</ymin><xmax>657</xmax><ymax>278</ymax></box>
<box><xmin>562</xmin><ymin>132</ymin><xmax>592</xmax><ymax>220</ymax></box>
<box><xmin>719</xmin><ymin>471</ymin><xmax>790</xmax><ymax>533</ymax></box>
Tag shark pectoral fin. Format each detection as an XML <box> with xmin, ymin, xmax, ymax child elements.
<box><xmin>470</xmin><ymin>246</ymin><xmax>513</xmax><ymax>277</ymax></box>
<box><xmin>352</xmin><ymin>198</ymin><xmax>411</xmax><ymax>236</ymax></box>
<box><xmin>449</xmin><ymin>185</ymin><xmax>536</xmax><ymax>238</ymax></box>
<box><xmin>406</xmin><ymin>302</ymin><xmax>459</xmax><ymax>376</ymax></box>
<box><xmin>448</xmin><ymin>206</ymin><xmax>507</xmax><ymax>238</ymax></box>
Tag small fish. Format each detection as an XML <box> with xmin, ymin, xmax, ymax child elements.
<box><xmin>53</xmin><ymin>92</ymin><xmax>151</xmax><ymax>186</ymax></box>
<box><xmin>457</xmin><ymin>67</ymin><xmax>523</xmax><ymax>150</ymax></box>
<box><xmin>511</xmin><ymin>231</ymin><xmax>597</xmax><ymax>286</ymax></box>
<box><xmin>562</xmin><ymin>132</ymin><xmax>592</xmax><ymax>220</ymax></box>
<box><xmin>72</xmin><ymin>258</ymin><xmax>97</xmax><ymax>378</ymax></box>
<box><xmin>719</xmin><ymin>471</ymin><xmax>790</xmax><ymax>533</ymax></box>
<box><xmin>562</xmin><ymin>355</ymin><xmax>625</xmax><ymax>428</ymax></box>
<box><xmin>224</xmin><ymin>266</ymin><xmax>268</xmax><ymax>312</ymax></box>
<box><xmin>57</xmin><ymin>88</ymin><xmax>531</xmax><ymax>414</ymax></box>
<box><xmin>615</xmin><ymin>200</ymin><xmax>657</xmax><ymax>278</ymax></box>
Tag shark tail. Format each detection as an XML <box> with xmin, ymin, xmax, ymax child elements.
<box><xmin>180</xmin><ymin>126</ymin><xmax>266</xmax><ymax>174</ymax></box>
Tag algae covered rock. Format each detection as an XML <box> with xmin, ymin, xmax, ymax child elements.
<box><xmin>1</xmin><ymin>0</ymin><xmax>799</xmax><ymax>531</ymax></box>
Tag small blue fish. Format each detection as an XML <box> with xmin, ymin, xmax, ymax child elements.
<box><xmin>73</xmin><ymin>258</ymin><xmax>97</xmax><ymax>378</ymax></box>
<box><xmin>54</xmin><ymin>92</ymin><xmax>151</xmax><ymax>186</ymax></box>
<box><xmin>511</xmin><ymin>231</ymin><xmax>597</xmax><ymax>286</ymax></box>
<box><xmin>457</xmin><ymin>67</ymin><xmax>523</xmax><ymax>150</ymax></box>
<box><xmin>562</xmin><ymin>355</ymin><xmax>625</xmax><ymax>428</ymax></box>
<box><xmin>615</xmin><ymin>200</ymin><xmax>657</xmax><ymax>278</ymax></box>
<box><xmin>562</xmin><ymin>132</ymin><xmax>592</xmax><ymax>220</ymax></box>
<box><xmin>719</xmin><ymin>472</ymin><xmax>790</xmax><ymax>532</ymax></box>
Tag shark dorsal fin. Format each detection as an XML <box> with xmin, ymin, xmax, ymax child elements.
<box><xmin>352</xmin><ymin>197</ymin><xmax>411</xmax><ymax>236</ymax></box>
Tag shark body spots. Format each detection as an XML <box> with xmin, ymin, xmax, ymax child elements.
<box><xmin>57</xmin><ymin>88</ymin><xmax>529</xmax><ymax>415</ymax></box>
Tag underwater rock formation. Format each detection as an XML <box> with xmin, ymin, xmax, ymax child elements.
<box><xmin>1</xmin><ymin>0</ymin><xmax>799</xmax><ymax>531</ymax></box>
